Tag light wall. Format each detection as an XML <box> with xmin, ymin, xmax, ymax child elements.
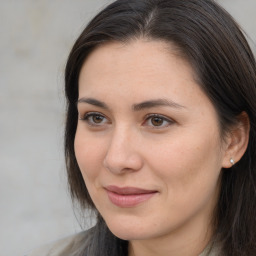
<box><xmin>1</xmin><ymin>1</ymin><xmax>255</xmax><ymax>256</ymax></box>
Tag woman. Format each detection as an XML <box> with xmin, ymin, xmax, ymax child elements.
<box><xmin>28</xmin><ymin>0</ymin><xmax>256</xmax><ymax>255</ymax></box>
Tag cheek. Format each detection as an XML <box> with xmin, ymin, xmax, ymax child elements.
<box><xmin>145</xmin><ymin>129</ymin><xmax>223</xmax><ymax>195</ymax></box>
<box><xmin>74</xmin><ymin>130</ymin><xmax>105</xmax><ymax>182</ymax></box>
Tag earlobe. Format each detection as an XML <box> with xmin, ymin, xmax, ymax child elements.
<box><xmin>229</xmin><ymin>158</ymin><xmax>235</xmax><ymax>166</ymax></box>
<box><xmin>222</xmin><ymin>112</ymin><xmax>250</xmax><ymax>168</ymax></box>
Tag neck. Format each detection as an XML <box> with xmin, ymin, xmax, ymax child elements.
<box><xmin>128</xmin><ymin>213</ymin><xmax>213</xmax><ymax>256</ymax></box>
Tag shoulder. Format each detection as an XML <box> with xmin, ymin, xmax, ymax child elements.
<box><xmin>25</xmin><ymin>230</ymin><xmax>92</xmax><ymax>256</ymax></box>
<box><xmin>199</xmin><ymin>241</ymin><xmax>222</xmax><ymax>256</ymax></box>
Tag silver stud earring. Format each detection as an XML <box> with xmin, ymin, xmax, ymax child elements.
<box><xmin>230</xmin><ymin>158</ymin><xmax>235</xmax><ymax>165</ymax></box>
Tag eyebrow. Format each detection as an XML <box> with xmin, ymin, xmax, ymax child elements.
<box><xmin>132</xmin><ymin>98</ymin><xmax>185</xmax><ymax>111</ymax></box>
<box><xmin>77</xmin><ymin>97</ymin><xmax>185</xmax><ymax>111</ymax></box>
<box><xmin>77</xmin><ymin>98</ymin><xmax>108</xmax><ymax>109</ymax></box>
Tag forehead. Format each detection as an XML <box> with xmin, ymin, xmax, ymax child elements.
<box><xmin>78</xmin><ymin>40</ymin><xmax>196</xmax><ymax>93</ymax></box>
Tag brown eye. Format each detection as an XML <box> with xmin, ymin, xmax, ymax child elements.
<box><xmin>80</xmin><ymin>112</ymin><xmax>109</xmax><ymax>126</ymax></box>
<box><xmin>143</xmin><ymin>114</ymin><xmax>174</xmax><ymax>129</ymax></box>
<box><xmin>92</xmin><ymin>115</ymin><xmax>104</xmax><ymax>123</ymax></box>
<box><xmin>151</xmin><ymin>117</ymin><xmax>164</xmax><ymax>126</ymax></box>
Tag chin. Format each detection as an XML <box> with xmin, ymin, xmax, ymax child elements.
<box><xmin>106</xmin><ymin>221</ymin><xmax>146</xmax><ymax>240</ymax></box>
<box><xmin>109</xmin><ymin>227</ymin><xmax>144</xmax><ymax>241</ymax></box>
<box><xmin>105</xmin><ymin>218</ymin><xmax>153</xmax><ymax>241</ymax></box>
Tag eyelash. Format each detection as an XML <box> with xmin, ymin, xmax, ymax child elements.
<box><xmin>143</xmin><ymin>114</ymin><xmax>174</xmax><ymax>128</ymax></box>
<box><xmin>79</xmin><ymin>112</ymin><xmax>110</xmax><ymax>127</ymax></box>
<box><xmin>79</xmin><ymin>112</ymin><xmax>174</xmax><ymax>128</ymax></box>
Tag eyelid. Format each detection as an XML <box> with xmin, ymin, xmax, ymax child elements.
<box><xmin>143</xmin><ymin>113</ymin><xmax>175</xmax><ymax>128</ymax></box>
<box><xmin>79</xmin><ymin>111</ymin><xmax>110</xmax><ymax>126</ymax></box>
<box><xmin>79</xmin><ymin>111</ymin><xmax>101</xmax><ymax>118</ymax></box>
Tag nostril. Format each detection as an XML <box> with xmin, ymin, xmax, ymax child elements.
<box><xmin>103</xmin><ymin>150</ymin><xmax>143</xmax><ymax>174</ymax></box>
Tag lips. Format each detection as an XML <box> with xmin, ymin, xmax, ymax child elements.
<box><xmin>105</xmin><ymin>185</ymin><xmax>158</xmax><ymax>208</ymax></box>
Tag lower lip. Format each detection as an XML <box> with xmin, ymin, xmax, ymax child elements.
<box><xmin>106</xmin><ymin>190</ymin><xmax>157</xmax><ymax>208</ymax></box>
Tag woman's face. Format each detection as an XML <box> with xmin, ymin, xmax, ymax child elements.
<box><xmin>75</xmin><ymin>40</ymin><xmax>228</xmax><ymax>242</ymax></box>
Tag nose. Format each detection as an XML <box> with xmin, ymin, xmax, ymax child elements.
<box><xmin>103</xmin><ymin>127</ymin><xmax>143</xmax><ymax>174</ymax></box>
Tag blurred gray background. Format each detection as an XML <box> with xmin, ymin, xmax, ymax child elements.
<box><xmin>0</xmin><ymin>1</ymin><xmax>255</xmax><ymax>256</ymax></box>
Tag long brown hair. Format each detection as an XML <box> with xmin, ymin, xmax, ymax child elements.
<box><xmin>64</xmin><ymin>0</ymin><xmax>256</xmax><ymax>255</ymax></box>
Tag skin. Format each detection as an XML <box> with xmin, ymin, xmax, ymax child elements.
<box><xmin>75</xmin><ymin>40</ymin><xmax>235</xmax><ymax>256</ymax></box>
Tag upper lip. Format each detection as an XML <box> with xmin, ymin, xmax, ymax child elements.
<box><xmin>105</xmin><ymin>185</ymin><xmax>157</xmax><ymax>195</ymax></box>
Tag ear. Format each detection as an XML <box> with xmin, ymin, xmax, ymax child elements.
<box><xmin>222</xmin><ymin>112</ymin><xmax>250</xmax><ymax>168</ymax></box>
